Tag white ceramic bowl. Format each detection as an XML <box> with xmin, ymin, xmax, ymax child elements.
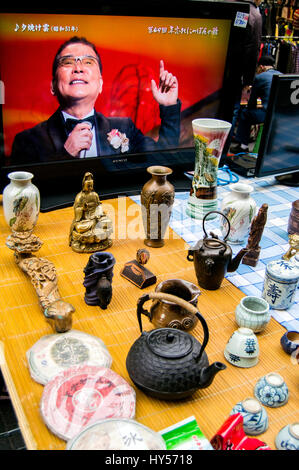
<box><xmin>230</xmin><ymin>397</ymin><xmax>269</xmax><ymax>435</ymax></box>
<box><xmin>235</xmin><ymin>296</ymin><xmax>271</xmax><ymax>333</ymax></box>
<box><xmin>254</xmin><ymin>372</ymin><xmax>289</xmax><ymax>408</ymax></box>
<box><xmin>224</xmin><ymin>328</ymin><xmax>259</xmax><ymax>368</ymax></box>
<box><xmin>275</xmin><ymin>423</ymin><xmax>299</xmax><ymax>450</ymax></box>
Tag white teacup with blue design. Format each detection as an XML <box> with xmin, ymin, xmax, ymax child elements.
<box><xmin>275</xmin><ymin>423</ymin><xmax>299</xmax><ymax>450</ymax></box>
<box><xmin>254</xmin><ymin>372</ymin><xmax>289</xmax><ymax>408</ymax></box>
<box><xmin>224</xmin><ymin>327</ymin><xmax>259</xmax><ymax>368</ymax></box>
<box><xmin>230</xmin><ymin>397</ymin><xmax>268</xmax><ymax>435</ymax></box>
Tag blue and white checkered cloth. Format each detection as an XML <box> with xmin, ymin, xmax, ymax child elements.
<box><xmin>131</xmin><ymin>171</ymin><xmax>299</xmax><ymax>332</ymax></box>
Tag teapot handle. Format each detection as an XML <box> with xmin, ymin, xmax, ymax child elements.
<box><xmin>203</xmin><ymin>211</ymin><xmax>231</xmax><ymax>241</ymax></box>
<box><xmin>137</xmin><ymin>291</ymin><xmax>209</xmax><ymax>362</ymax></box>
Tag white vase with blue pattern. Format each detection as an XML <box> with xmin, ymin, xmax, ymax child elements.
<box><xmin>254</xmin><ymin>372</ymin><xmax>289</xmax><ymax>408</ymax></box>
<box><xmin>230</xmin><ymin>397</ymin><xmax>268</xmax><ymax>435</ymax></box>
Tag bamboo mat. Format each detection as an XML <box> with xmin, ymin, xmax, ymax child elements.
<box><xmin>0</xmin><ymin>196</ymin><xmax>298</xmax><ymax>451</ymax></box>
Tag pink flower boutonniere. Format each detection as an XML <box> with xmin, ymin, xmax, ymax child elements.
<box><xmin>107</xmin><ymin>129</ymin><xmax>129</xmax><ymax>153</ymax></box>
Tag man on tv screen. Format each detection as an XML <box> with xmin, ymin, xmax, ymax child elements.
<box><xmin>10</xmin><ymin>36</ymin><xmax>181</xmax><ymax>162</ymax></box>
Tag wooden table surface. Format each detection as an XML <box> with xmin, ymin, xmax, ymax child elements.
<box><xmin>0</xmin><ymin>196</ymin><xmax>298</xmax><ymax>450</ymax></box>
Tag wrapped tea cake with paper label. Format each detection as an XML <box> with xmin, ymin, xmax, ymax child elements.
<box><xmin>27</xmin><ymin>330</ymin><xmax>112</xmax><ymax>385</ymax></box>
<box><xmin>67</xmin><ymin>418</ymin><xmax>166</xmax><ymax>450</ymax></box>
<box><xmin>40</xmin><ymin>365</ymin><xmax>136</xmax><ymax>441</ymax></box>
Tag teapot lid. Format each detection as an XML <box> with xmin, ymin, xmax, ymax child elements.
<box><xmin>146</xmin><ymin>328</ymin><xmax>194</xmax><ymax>359</ymax></box>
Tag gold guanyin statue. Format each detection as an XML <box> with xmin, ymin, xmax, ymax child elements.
<box><xmin>69</xmin><ymin>172</ymin><xmax>113</xmax><ymax>253</ymax></box>
<box><xmin>283</xmin><ymin>233</ymin><xmax>299</xmax><ymax>261</ymax></box>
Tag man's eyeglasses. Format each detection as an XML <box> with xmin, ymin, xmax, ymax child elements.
<box><xmin>58</xmin><ymin>55</ymin><xmax>99</xmax><ymax>68</ymax></box>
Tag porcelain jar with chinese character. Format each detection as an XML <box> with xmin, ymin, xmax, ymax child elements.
<box><xmin>220</xmin><ymin>182</ymin><xmax>257</xmax><ymax>244</ymax></box>
<box><xmin>262</xmin><ymin>259</ymin><xmax>299</xmax><ymax>310</ymax></box>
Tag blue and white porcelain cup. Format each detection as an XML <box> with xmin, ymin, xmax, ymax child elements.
<box><xmin>230</xmin><ymin>397</ymin><xmax>268</xmax><ymax>435</ymax></box>
<box><xmin>280</xmin><ymin>330</ymin><xmax>299</xmax><ymax>356</ymax></box>
<box><xmin>275</xmin><ymin>423</ymin><xmax>299</xmax><ymax>450</ymax></box>
<box><xmin>262</xmin><ymin>259</ymin><xmax>299</xmax><ymax>310</ymax></box>
<box><xmin>254</xmin><ymin>372</ymin><xmax>289</xmax><ymax>408</ymax></box>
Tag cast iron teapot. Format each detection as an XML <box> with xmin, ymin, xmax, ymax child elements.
<box><xmin>187</xmin><ymin>211</ymin><xmax>248</xmax><ymax>290</ymax></box>
<box><xmin>126</xmin><ymin>291</ymin><xmax>226</xmax><ymax>400</ymax></box>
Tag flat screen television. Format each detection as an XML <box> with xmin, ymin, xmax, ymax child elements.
<box><xmin>226</xmin><ymin>73</ymin><xmax>299</xmax><ymax>185</ymax></box>
<box><xmin>0</xmin><ymin>1</ymin><xmax>250</xmax><ymax>210</ymax></box>
<box><xmin>255</xmin><ymin>73</ymin><xmax>299</xmax><ymax>186</ymax></box>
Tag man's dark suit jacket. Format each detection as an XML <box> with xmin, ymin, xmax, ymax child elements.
<box><xmin>10</xmin><ymin>101</ymin><xmax>181</xmax><ymax>163</ymax></box>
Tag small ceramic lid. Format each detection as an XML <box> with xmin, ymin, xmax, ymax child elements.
<box><xmin>66</xmin><ymin>418</ymin><xmax>166</xmax><ymax>450</ymax></box>
<box><xmin>266</xmin><ymin>259</ymin><xmax>299</xmax><ymax>281</ymax></box>
<box><xmin>27</xmin><ymin>330</ymin><xmax>112</xmax><ymax>385</ymax></box>
<box><xmin>40</xmin><ymin>365</ymin><xmax>136</xmax><ymax>441</ymax></box>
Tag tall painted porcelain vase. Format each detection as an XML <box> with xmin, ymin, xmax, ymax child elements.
<box><xmin>3</xmin><ymin>171</ymin><xmax>40</xmax><ymax>233</ymax></box>
<box><xmin>186</xmin><ymin>118</ymin><xmax>231</xmax><ymax>220</ymax></box>
<box><xmin>220</xmin><ymin>182</ymin><xmax>257</xmax><ymax>244</ymax></box>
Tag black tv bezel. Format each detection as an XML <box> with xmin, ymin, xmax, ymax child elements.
<box><xmin>0</xmin><ymin>0</ymin><xmax>250</xmax><ymax>210</ymax></box>
<box><xmin>254</xmin><ymin>73</ymin><xmax>299</xmax><ymax>179</ymax></box>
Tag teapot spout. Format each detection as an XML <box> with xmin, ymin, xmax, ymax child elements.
<box><xmin>199</xmin><ymin>361</ymin><xmax>226</xmax><ymax>389</ymax></box>
<box><xmin>228</xmin><ymin>247</ymin><xmax>248</xmax><ymax>273</ymax></box>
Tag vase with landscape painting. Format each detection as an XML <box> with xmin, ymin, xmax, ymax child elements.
<box><xmin>3</xmin><ymin>171</ymin><xmax>40</xmax><ymax>234</ymax></box>
<box><xmin>186</xmin><ymin>118</ymin><xmax>231</xmax><ymax>220</ymax></box>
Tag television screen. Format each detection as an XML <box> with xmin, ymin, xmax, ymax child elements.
<box><xmin>0</xmin><ymin>2</ymin><xmax>250</xmax><ymax>209</ymax></box>
<box><xmin>255</xmin><ymin>73</ymin><xmax>299</xmax><ymax>185</ymax></box>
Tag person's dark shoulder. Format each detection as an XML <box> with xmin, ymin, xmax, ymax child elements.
<box><xmin>13</xmin><ymin>119</ymin><xmax>49</xmax><ymax>141</ymax></box>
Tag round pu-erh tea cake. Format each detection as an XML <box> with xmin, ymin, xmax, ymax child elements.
<box><xmin>66</xmin><ymin>418</ymin><xmax>166</xmax><ymax>450</ymax></box>
<box><xmin>40</xmin><ymin>365</ymin><xmax>136</xmax><ymax>441</ymax></box>
<box><xmin>27</xmin><ymin>330</ymin><xmax>112</xmax><ymax>385</ymax></box>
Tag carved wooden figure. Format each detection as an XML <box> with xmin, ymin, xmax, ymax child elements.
<box><xmin>242</xmin><ymin>203</ymin><xmax>268</xmax><ymax>267</ymax></box>
<box><xmin>120</xmin><ymin>248</ymin><xmax>156</xmax><ymax>289</ymax></box>
<box><xmin>6</xmin><ymin>231</ymin><xmax>74</xmax><ymax>333</ymax></box>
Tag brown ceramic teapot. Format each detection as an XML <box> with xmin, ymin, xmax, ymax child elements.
<box><xmin>126</xmin><ymin>291</ymin><xmax>226</xmax><ymax>400</ymax></box>
<box><xmin>187</xmin><ymin>211</ymin><xmax>248</xmax><ymax>290</ymax></box>
<box><xmin>138</xmin><ymin>279</ymin><xmax>201</xmax><ymax>331</ymax></box>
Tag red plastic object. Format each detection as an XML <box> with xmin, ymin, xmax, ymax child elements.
<box><xmin>210</xmin><ymin>413</ymin><xmax>271</xmax><ymax>450</ymax></box>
